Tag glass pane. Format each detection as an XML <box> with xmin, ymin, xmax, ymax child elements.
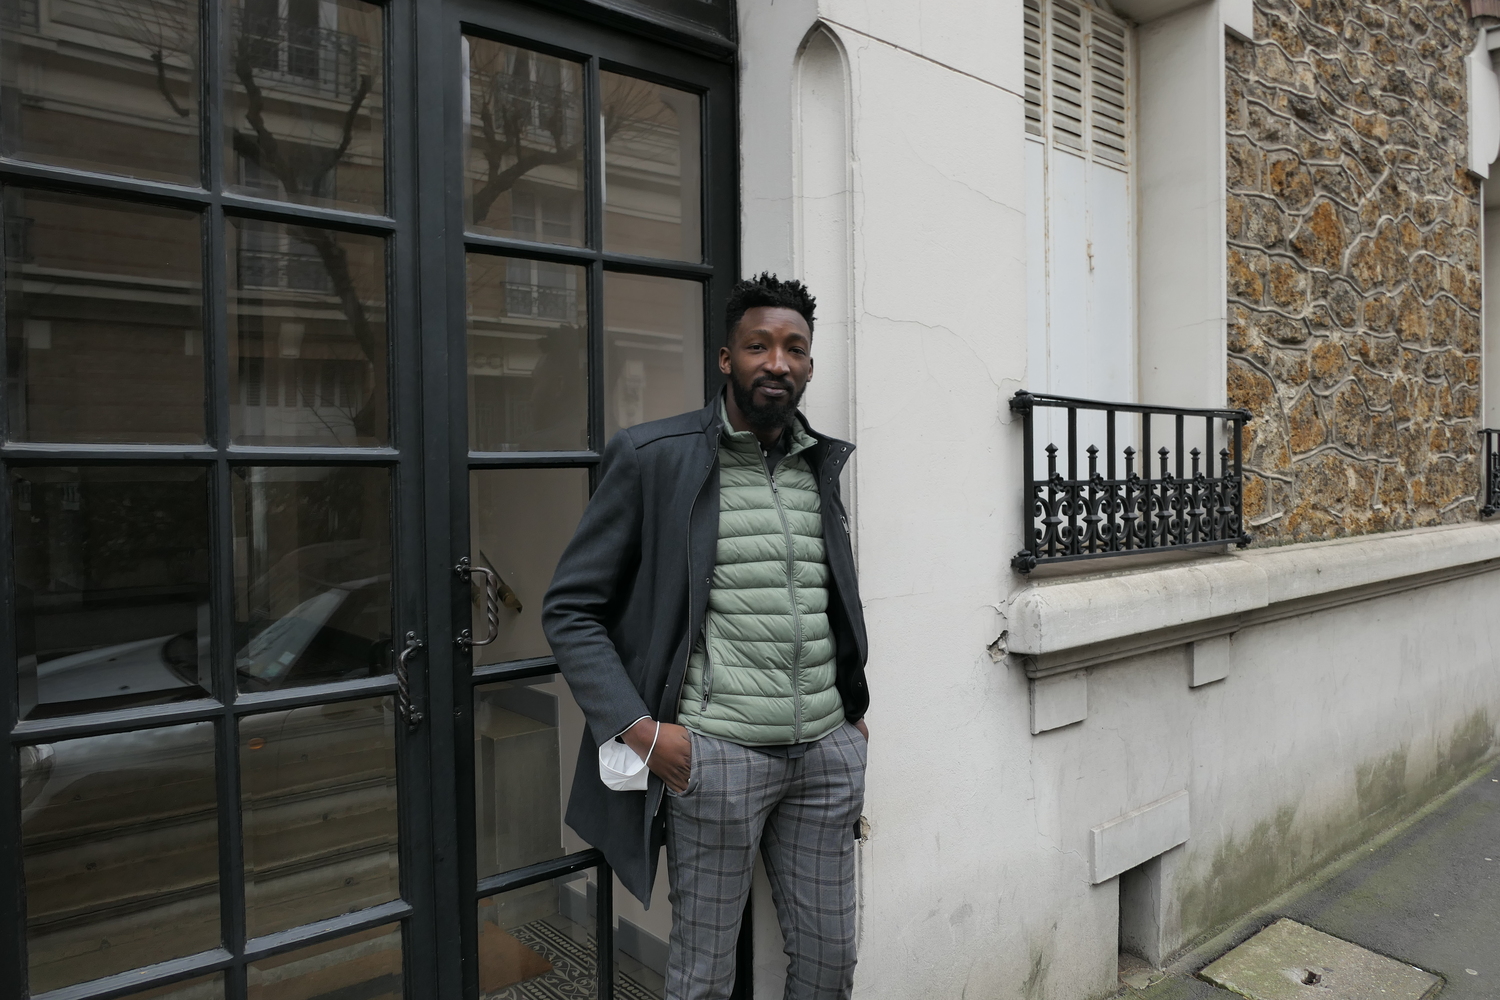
<box><xmin>224</xmin><ymin>0</ymin><xmax>385</xmax><ymax>213</ymax></box>
<box><xmin>478</xmin><ymin>872</ymin><xmax>597</xmax><ymax>999</ymax></box>
<box><xmin>468</xmin><ymin>468</ymin><xmax>588</xmax><ymax>667</ymax></box>
<box><xmin>241</xmin><ymin>698</ymin><xmax>399</xmax><ymax>938</ymax></box>
<box><xmin>227</xmin><ymin>219</ymin><xmax>388</xmax><ymax>447</ymax></box>
<box><xmin>604</xmin><ymin>272</ymin><xmax>704</xmax><ymax>438</ymax></box>
<box><xmin>21</xmin><ymin>722</ymin><xmax>219</xmax><ymax>992</ymax></box>
<box><xmin>602</xmin><ymin>73</ymin><xmax>701</xmax><ymax>261</ymax></box>
<box><xmin>130</xmin><ymin>974</ymin><xmax>225</xmax><ymax>1000</ymax></box>
<box><xmin>474</xmin><ymin>677</ymin><xmax>570</xmax><ymax>877</ymax></box>
<box><xmin>467</xmin><ymin>254</ymin><xmax>588</xmax><ymax>452</ymax></box>
<box><xmin>11</xmin><ymin>467</ymin><xmax>211</xmax><ymax>720</ymax></box>
<box><xmin>463</xmin><ymin>37</ymin><xmax>585</xmax><ymax>244</ymax></box>
<box><xmin>232</xmin><ymin>467</ymin><xmax>391</xmax><ymax>693</ymax></box>
<box><xmin>0</xmin><ymin>0</ymin><xmax>200</xmax><ymax>184</ymax></box>
<box><xmin>4</xmin><ymin>188</ymin><xmax>205</xmax><ymax>444</ymax></box>
<box><xmin>247</xmin><ymin>923</ymin><xmax>402</xmax><ymax>1000</ymax></box>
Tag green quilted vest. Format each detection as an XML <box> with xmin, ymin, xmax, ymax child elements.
<box><xmin>676</xmin><ymin>407</ymin><xmax>843</xmax><ymax>746</ymax></box>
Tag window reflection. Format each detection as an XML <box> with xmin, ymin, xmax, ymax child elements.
<box><xmin>467</xmin><ymin>254</ymin><xmax>588</xmax><ymax>452</ymax></box>
<box><xmin>21</xmin><ymin>723</ymin><xmax>219</xmax><ymax>993</ymax></box>
<box><xmin>247</xmin><ymin>923</ymin><xmax>402</xmax><ymax>999</ymax></box>
<box><xmin>0</xmin><ymin>0</ymin><xmax>201</xmax><ymax>184</ymax></box>
<box><xmin>228</xmin><ymin>219</ymin><xmax>387</xmax><ymax>447</ymax></box>
<box><xmin>468</xmin><ymin>468</ymin><xmax>588</xmax><ymax>667</ymax></box>
<box><xmin>478</xmin><ymin>873</ymin><xmax>596</xmax><ymax>1000</ymax></box>
<box><xmin>463</xmin><ymin>37</ymin><xmax>585</xmax><ymax>244</ymax></box>
<box><xmin>604</xmin><ymin>272</ymin><xmax>704</xmax><ymax>438</ymax></box>
<box><xmin>225</xmin><ymin>0</ymin><xmax>385</xmax><ymax>213</ymax></box>
<box><xmin>241</xmin><ymin>699</ymin><xmax>399</xmax><ymax>939</ymax></box>
<box><xmin>602</xmin><ymin>73</ymin><xmax>701</xmax><ymax>261</ymax></box>
<box><xmin>128</xmin><ymin>974</ymin><xmax>225</xmax><ymax>1000</ymax></box>
<box><xmin>4</xmin><ymin>188</ymin><xmax>205</xmax><ymax>444</ymax></box>
<box><xmin>232</xmin><ymin>467</ymin><xmax>391</xmax><ymax>693</ymax></box>
<box><xmin>10</xmin><ymin>467</ymin><xmax>211</xmax><ymax>720</ymax></box>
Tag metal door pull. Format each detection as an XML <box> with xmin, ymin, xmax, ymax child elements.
<box><xmin>396</xmin><ymin>632</ymin><xmax>425</xmax><ymax>729</ymax></box>
<box><xmin>454</xmin><ymin>556</ymin><xmax>501</xmax><ymax>648</ymax></box>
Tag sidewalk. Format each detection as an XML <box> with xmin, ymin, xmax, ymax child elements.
<box><xmin>1127</xmin><ymin>756</ymin><xmax>1500</xmax><ymax>999</ymax></box>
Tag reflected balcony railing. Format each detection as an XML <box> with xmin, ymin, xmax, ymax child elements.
<box><xmin>1009</xmin><ymin>391</ymin><xmax>1253</xmax><ymax>573</ymax></box>
<box><xmin>234</xmin><ymin>8</ymin><xmax>368</xmax><ymax>99</ymax></box>
<box><xmin>504</xmin><ymin>283</ymin><xmax>576</xmax><ymax>322</ymax></box>
<box><xmin>238</xmin><ymin>248</ymin><xmax>334</xmax><ymax>294</ymax></box>
<box><xmin>468</xmin><ymin>69</ymin><xmax>584</xmax><ymax>147</ymax></box>
<box><xmin>1482</xmin><ymin>428</ymin><xmax>1500</xmax><ymax>517</ymax></box>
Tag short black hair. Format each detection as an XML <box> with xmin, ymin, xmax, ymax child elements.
<box><xmin>725</xmin><ymin>272</ymin><xmax>816</xmax><ymax>342</ymax></box>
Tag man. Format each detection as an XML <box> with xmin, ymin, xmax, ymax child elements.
<box><xmin>543</xmin><ymin>272</ymin><xmax>870</xmax><ymax>1000</ymax></box>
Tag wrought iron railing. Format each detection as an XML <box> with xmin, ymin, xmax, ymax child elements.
<box><xmin>1010</xmin><ymin>392</ymin><xmax>1253</xmax><ymax>573</ymax></box>
<box><xmin>505</xmin><ymin>283</ymin><xmax>576</xmax><ymax>321</ymax></box>
<box><xmin>1482</xmin><ymin>429</ymin><xmax>1500</xmax><ymax>517</ymax></box>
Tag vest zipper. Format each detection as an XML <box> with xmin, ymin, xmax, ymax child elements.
<box><xmin>683</xmin><ymin>439</ymin><xmax>718</xmax><ymax>721</ymax></box>
<box><xmin>700</xmin><ymin>615</ymin><xmax>714</xmax><ymax>710</ymax></box>
<box><xmin>768</xmin><ymin>462</ymin><xmax>804</xmax><ymax>742</ymax></box>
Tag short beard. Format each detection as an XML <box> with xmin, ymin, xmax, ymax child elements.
<box><xmin>729</xmin><ymin>369</ymin><xmax>805</xmax><ymax>433</ymax></box>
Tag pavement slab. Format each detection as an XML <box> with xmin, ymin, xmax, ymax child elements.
<box><xmin>1124</xmin><ymin>758</ymin><xmax>1500</xmax><ymax>999</ymax></box>
<box><xmin>1198</xmin><ymin>919</ymin><xmax>1441</xmax><ymax>999</ymax></box>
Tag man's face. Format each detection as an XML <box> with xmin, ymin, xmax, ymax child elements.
<box><xmin>720</xmin><ymin>306</ymin><xmax>813</xmax><ymax>431</ymax></box>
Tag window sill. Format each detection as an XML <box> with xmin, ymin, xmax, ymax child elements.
<box><xmin>1007</xmin><ymin>520</ymin><xmax>1500</xmax><ymax>732</ymax></box>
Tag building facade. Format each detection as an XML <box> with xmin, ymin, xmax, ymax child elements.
<box><xmin>1</xmin><ymin>0</ymin><xmax>1498</xmax><ymax>999</ymax></box>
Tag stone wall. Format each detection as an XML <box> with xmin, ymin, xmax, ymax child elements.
<box><xmin>1226</xmin><ymin>0</ymin><xmax>1482</xmax><ymax>543</ymax></box>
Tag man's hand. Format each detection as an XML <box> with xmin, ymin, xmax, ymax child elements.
<box><xmin>623</xmin><ymin>718</ymin><xmax>693</xmax><ymax>793</ymax></box>
<box><xmin>854</xmin><ymin>717</ymin><xmax>869</xmax><ymax>741</ymax></box>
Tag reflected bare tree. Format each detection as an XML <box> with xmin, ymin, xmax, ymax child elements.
<box><xmin>229</xmin><ymin>12</ymin><xmax>384</xmax><ymax>440</ymax></box>
<box><xmin>466</xmin><ymin>45</ymin><xmax>663</xmax><ymax>226</ymax></box>
<box><xmin>102</xmin><ymin>0</ymin><xmax>198</xmax><ymax>118</ymax></box>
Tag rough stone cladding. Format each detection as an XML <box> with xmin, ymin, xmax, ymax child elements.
<box><xmin>1226</xmin><ymin>0</ymin><xmax>1482</xmax><ymax>543</ymax></box>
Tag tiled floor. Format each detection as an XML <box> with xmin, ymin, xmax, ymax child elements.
<box><xmin>483</xmin><ymin>915</ymin><xmax>664</xmax><ymax>1000</ymax></box>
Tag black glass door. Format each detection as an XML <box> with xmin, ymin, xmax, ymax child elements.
<box><xmin>0</xmin><ymin>1</ymin><xmax>732</xmax><ymax>997</ymax></box>
<box><xmin>415</xmin><ymin>3</ymin><xmax>735</xmax><ymax>998</ymax></box>
<box><xmin>0</xmin><ymin>0</ymin><xmax>437</xmax><ymax>998</ymax></box>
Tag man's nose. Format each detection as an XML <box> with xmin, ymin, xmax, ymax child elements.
<box><xmin>764</xmin><ymin>349</ymin><xmax>792</xmax><ymax>375</ymax></box>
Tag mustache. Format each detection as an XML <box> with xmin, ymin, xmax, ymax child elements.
<box><xmin>752</xmin><ymin>376</ymin><xmax>793</xmax><ymax>391</ymax></box>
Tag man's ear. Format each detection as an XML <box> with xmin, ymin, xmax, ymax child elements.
<box><xmin>718</xmin><ymin>344</ymin><xmax>733</xmax><ymax>376</ymax></box>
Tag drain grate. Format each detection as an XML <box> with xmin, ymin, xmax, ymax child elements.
<box><xmin>1199</xmin><ymin>919</ymin><xmax>1441</xmax><ymax>1000</ymax></box>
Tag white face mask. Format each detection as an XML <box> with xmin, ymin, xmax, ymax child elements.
<box><xmin>598</xmin><ymin>722</ymin><xmax>659</xmax><ymax>791</ymax></box>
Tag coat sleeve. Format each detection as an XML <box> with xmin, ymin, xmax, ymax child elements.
<box><xmin>542</xmin><ymin>430</ymin><xmax>653</xmax><ymax>747</ymax></box>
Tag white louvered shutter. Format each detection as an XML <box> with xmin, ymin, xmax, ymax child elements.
<box><xmin>1025</xmin><ymin>0</ymin><xmax>1132</xmax><ymax>170</ymax></box>
<box><xmin>1024</xmin><ymin>0</ymin><xmax>1137</xmax><ymax>458</ymax></box>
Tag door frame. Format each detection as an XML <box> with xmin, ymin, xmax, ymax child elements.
<box><xmin>412</xmin><ymin>2</ymin><xmax>737</xmax><ymax>999</ymax></box>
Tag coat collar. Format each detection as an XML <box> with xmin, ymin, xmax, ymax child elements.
<box><xmin>697</xmin><ymin>386</ymin><xmax>855</xmax><ymax>475</ymax></box>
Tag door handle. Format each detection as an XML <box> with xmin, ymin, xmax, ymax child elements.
<box><xmin>396</xmin><ymin>632</ymin><xmax>425</xmax><ymax>730</ymax></box>
<box><xmin>454</xmin><ymin>556</ymin><xmax>500</xmax><ymax>649</ymax></box>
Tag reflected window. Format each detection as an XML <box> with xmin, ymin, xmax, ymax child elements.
<box><xmin>11</xmin><ymin>467</ymin><xmax>211</xmax><ymax>720</ymax></box>
<box><xmin>225</xmin><ymin>0</ymin><xmax>385</xmax><ymax>213</ymax></box>
<box><xmin>467</xmin><ymin>254</ymin><xmax>588</xmax><ymax>452</ymax></box>
<box><xmin>463</xmin><ymin>37</ymin><xmax>585</xmax><ymax>244</ymax></box>
<box><xmin>604</xmin><ymin>272</ymin><xmax>704</xmax><ymax>438</ymax></box>
<box><xmin>478</xmin><ymin>873</ymin><xmax>598</xmax><ymax>999</ymax></box>
<box><xmin>21</xmin><ymin>723</ymin><xmax>219</xmax><ymax>993</ymax></box>
<box><xmin>4</xmin><ymin>188</ymin><xmax>205</xmax><ymax>444</ymax></box>
<box><xmin>602</xmin><ymin>73</ymin><xmax>701</xmax><ymax>261</ymax></box>
<box><xmin>232</xmin><ymin>467</ymin><xmax>391</xmax><ymax>693</ymax></box>
<box><xmin>228</xmin><ymin>219</ymin><xmax>388</xmax><ymax>447</ymax></box>
<box><xmin>247</xmin><ymin>923</ymin><xmax>401</xmax><ymax>999</ymax></box>
<box><xmin>469</xmin><ymin>469</ymin><xmax>588</xmax><ymax>667</ymax></box>
<box><xmin>0</xmin><ymin>0</ymin><xmax>201</xmax><ymax>184</ymax></box>
<box><xmin>240</xmin><ymin>698</ymin><xmax>399</xmax><ymax>938</ymax></box>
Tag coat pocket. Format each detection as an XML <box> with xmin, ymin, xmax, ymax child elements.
<box><xmin>700</xmin><ymin>616</ymin><xmax>715</xmax><ymax>710</ymax></box>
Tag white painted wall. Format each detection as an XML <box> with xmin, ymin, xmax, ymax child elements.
<box><xmin>735</xmin><ymin>3</ymin><xmax>1500</xmax><ymax>999</ymax></box>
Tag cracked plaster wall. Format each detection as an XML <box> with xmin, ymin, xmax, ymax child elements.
<box><xmin>1225</xmin><ymin>0</ymin><xmax>1483</xmax><ymax>542</ymax></box>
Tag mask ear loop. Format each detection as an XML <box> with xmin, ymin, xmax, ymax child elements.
<box><xmin>644</xmin><ymin>721</ymin><xmax>661</xmax><ymax>766</ymax></box>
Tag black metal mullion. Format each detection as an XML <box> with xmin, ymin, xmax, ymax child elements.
<box><xmin>29</xmin><ymin>950</ymin><xmax>235</xmax><ymax>1000</ymax></box>
<box><xmin>465</xmin><ymin>450</ymin><xmax>601</xmax><ymax>468</ymax></box>
<box><xmin>243</xmin><ymin>899</ymin><xmax>413</xmax><ymax>963</ymax></box>
<box><xmin>0</xmin><ymin>159</ymin><xmax>213</xmax><ymax>206</ymax></box>
<box><xmin>0</xmin><ymin>444</ymin><xmax>217</xmax><ymax>462</ymax></box>
<box><xmin>596</xmin><ymin>860</ymin><xmax>614</xmax><ymax>1000</ymax></box>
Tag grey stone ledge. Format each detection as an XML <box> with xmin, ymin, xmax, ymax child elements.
<box><xmin>1009</xmin><ymin>519</ymin><xmax>1500</xmax><ymax>680</ymax></box>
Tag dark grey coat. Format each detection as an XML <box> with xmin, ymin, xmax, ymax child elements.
<box><xmin>541</xmin><ymin>394</ymin><xmax>869</xmax><ymax>905</ymax></box>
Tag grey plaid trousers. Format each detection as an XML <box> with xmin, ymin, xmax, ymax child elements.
<box><xmin>663</xmin><ymin>721</ymin><xmax>867</xmax><ymax>1000</ymax></box>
